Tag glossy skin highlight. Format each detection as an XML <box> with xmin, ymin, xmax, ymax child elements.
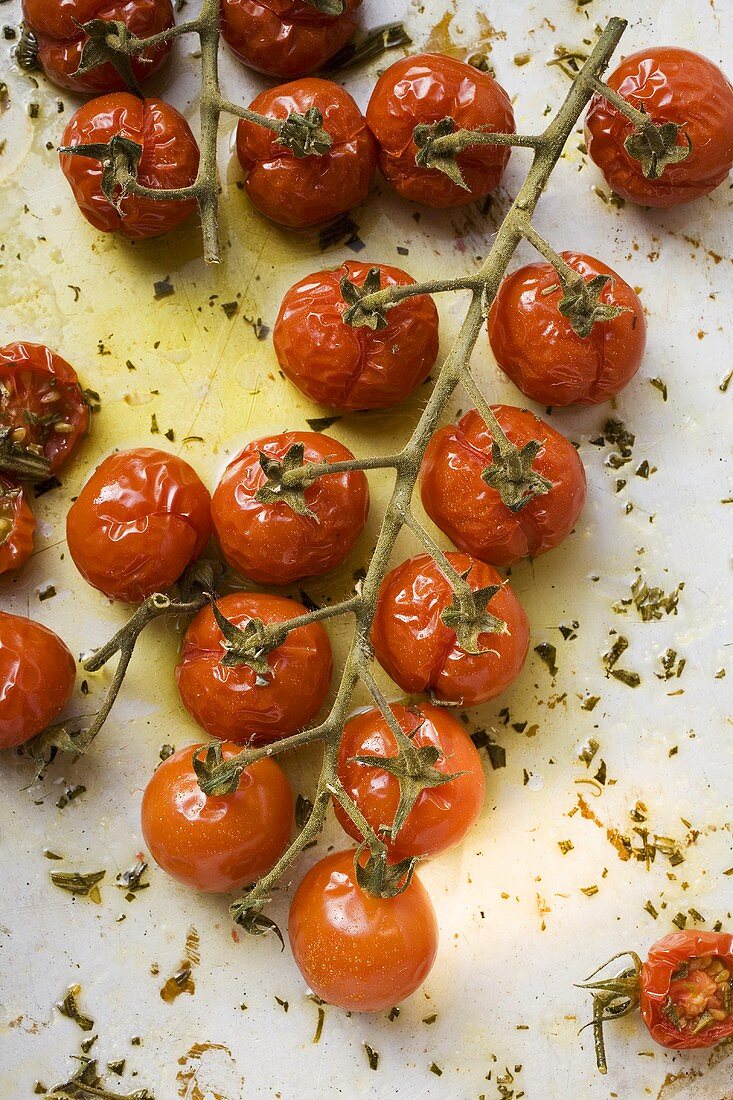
<box><xmin>0</xmin><ymin>479</ymin><xmax>35</xmax><ymax>576</ymax></box>
<box><xmin>0</xmin><ymin>612</ymin><xmax>76</xmax><ymax>749</ymax></box>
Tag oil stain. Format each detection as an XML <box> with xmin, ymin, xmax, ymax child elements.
<box><xmin>176</xmin><ymin>1042</ymin><xmax>243</xmax><ymax>1100</ymax></box>
<box><xmin>425</xmin><ymin>7</ymin><xmax>506</xmax><ymax>61</ymax></box>
<box><xmin>160</xmin><ymin>924</ymin><xmax>200</xmax><ymax>1002</ymax></box>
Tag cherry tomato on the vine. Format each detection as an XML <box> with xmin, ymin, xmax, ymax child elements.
<box><xmin>220</xmin><ymin>0</ymin><xmax>362</xmax><ymax>79</ymax></box>
<box><xmin>366</xmin><ymin>53</ymin><xmax>516</xmax><ymax>208</ymax></box>
<box><xmin>585</xmin><ymin>48</ymin><xmax>733</xmax><ymax>207</ymax></box>
<box><xmin>0</xmin><ymin>611</ymin><xmax>76</xmax><ymax>750</ymax></box>
<box><xmin>288</xmin><ymin>849</ymin><xmax>438</xmax><ymax>1011</ymax></box>
<box><xmin>372</xmin><ymin>552</ymin><xmax>529</xmax><ymax>706</ymax></box>
<box><xmin>21</xmin><ymin>0</ymin><xmax>174</xmax><ymax>94</ymax></box>
<box><xmin>640</xmin><ymin>932</ymin><xmax>733</xmax><ymax>1049</ymax></box>
<box><xmin>273</xmin><ymin>261</ymin><xmax>440</xmax><ymax>411</ymax></box>
<box><xmin>0</xmin><ymin>478</ymin><xmax>35</xmax><ymax>576</ymax></box>
<box><xmin>66</xmin><ymin>447</ymin><xmax>212</xmax><ymax>603</ymax></box>
<box><xmin>420</xmin><ymin>405</ymin><xmax>587</xmax><ymax>567</ymax></box>
<box><xmin>141</xmin><ymin>742</ymin><xmax>293</xmax><ymax>892</ymax></box>
<box><xmin>176</xmin><ymin>592</ymin><xmax>333</xmax><ymax>744</ymax></box>
<box><xmin>236</xmin><ymin>78</ymin><xmax>377</xmax><ymax>228</ymax></box>
<box><xmin>211</xmin><ymin>431</ymin><xmax>369</xmax><ymax>586</ymax></box>
<box><xmin>60</xmin><ymin>94</ymin><xmax>200</xmax><ymax>239</ymax></box>
<box><xmin>488</xmin><ymin>253</ymin><xmax>646</xmax><ymax>407</ymax></box>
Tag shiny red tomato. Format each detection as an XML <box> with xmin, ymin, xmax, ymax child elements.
<box><xmin>0</xmin><ymin>342</ymin><xmax>90</xmax><ymax>474</ymax></box>
<box><xmin>141</xmin><ymin>742</ymin><xmax>293</xmax><ymax>892</ymax></box>
<box><xmin>236</xmin><ymin>78</ymin><xmax>376</xmax><ymax>228</ymax></box>
<box><xmin>176</xmin><ymin>592</ymin><xmax>333</xmax><ymax>744</ymax></box>
<box><xmin>488</xmin><ymin>253</ymin><xmax>646</xmax><ymax>407</ymax></box>
<box><xmin>21</xmin><ymin>0</ymin><xmax>174</xmax><ymax>94</ymax></box>
<box><xmin>288</xmin><ymin>848</ymin><xmax>438</xmax><ymax>1011</ymax></box>
<box><xmin>60</xmin><ymin>93</ymin><xmax>200</xmax><ymax>239</ymax></box>
<box><xmin>66</xmin><ymin>447</ymin><xmax>212</xmax><ymax>603</ymax></box>
<box><xmin>585</xmin><ymin>48</ymin><xmax>733</xmax><ymax>207</ymax></box>
<box><xmin>641</xmin><ymin>932</ymin><xmax>733</xmax><ymax>1049</ymax></box>
<box><xmin>420</xmin><ymin>405</ymin><xmax>587</xmax><ymax>567</ymax></box>
<box><xmin>211</xmin><ymin>431</ymin><xmax>369</xmax><ymax>585</ymax></box>
<box><xmin>334</xmin><ymin>703</ymin><xmax>485</xmax><ymax>859</ymax></box>
<box><xmin>366</xmin><ymin>53</ymin><xmax>515</xmax><ymax>208</ymax></box>
<box><xmin>372</xmin><ymin>551</ymin><xmax>529</xmax><ymax>706</ymax></box>
<box><xmin>0</xmin><ymin>611</ymin><xmax>76</xmax><ymax>749</ymax></box>
<box><xmin>221</xmin><ymin>0</ymin><xmax>361</xmax><ymax>79</ymax></box>
<box><xmin>0</xmin><ymin>478</ymin><xmax>35</xmax><ymax>576</ymax></box>
<box><xmin>273</xmin><ymin>261</ymin><xmax>440</xmax><ymax>411</ymax></box>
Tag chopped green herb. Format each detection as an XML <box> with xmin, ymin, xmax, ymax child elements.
<box><xmin>649</xmin><ymin>378</ymin><xmax>668</xmax><ymax>401</ymax></box>
<box><xmin>534</xmin><ymin>642</ymin><xmax>558</xmax><ymax>677</ymax></box>
<box><xmin>429</xmin><ymin>1063</ymin><xmax>443</xmax><ymax>1076</ymax></box>
<box><xmin>115</xmin><ymin>860</ymin><xmax>149</xmax><ymax>893</ymax></box>
<box><xmin>153</xmin><ymin>277</ymin><xmax>174</xmax><ymax>299</ymax></box>
<box><xmin>558</xmin><ymin>840</ymin><xmax>574</xmax><ymax>855</ymax></box>
<box><xmin>51</xmin><ymin>869</ymin><xmax>105</xmax><ymax>895</ymax></box>
<box><xmin>672</xmin><ymin>912</ymin><xmax>687</xmax><ymax>930</ymax></box>
<box><xmin>581</xmin><ymin>695</ymin><xmax>600</xmax><ymax>711</ymax></box>
<box><xmin>56</xmin><ymin>986</ymin><xmax>94</xmax><ymax>1031</ymax></box>
<box><xmin>306</xmin><ymin>415</ymin><xmax>341</xmax><ymax>432</ymax></box>
<box><xmin>364</xmin><ymin>1044</ymin><xmax>379</xmax><ymax>1070</ymax></box>
<box><xmin>644</xmin><ymin>900</ymin><xmax>659</xmax><ymax>919</ymax></box>
<box><xmin>579</xmin><ymin>737</ymin><xmax>599</xmax><ymax>766</ymax></box>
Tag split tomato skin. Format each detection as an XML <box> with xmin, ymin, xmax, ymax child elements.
<box><xmin>288</xmin><ymin>849</ymin><xmax>439</xmax><ymax>1011</ymax></box>
<box><xmin>141</xmin><ymin>742</ymin><xmax>293</xmax><ymax>893</ymax></box>
<box><xmin>66</xmin><ymin>447</ymin><xmax>212</xmax><ymax>603</ymax></box>
<box><xmin>0</xmin><ymin>478</ymin><xmax>35</xmax><ymax>576</ymax></box>
<box><xmin>366</xmin><ymin>53</ymin><xmax>516</xmax><ymax>208</ymax></box>
<box><xmin>0</xmin><ymin>611</ymin><xmax>76</xmax><ymax>749</ymax></box>
<box><xmin>176</xmin><ymin>592</ymin><xmax>333</xmax><ymax>744</ymax></box>
<box><xmin>236</xmin><ymin>78</ymin><xmax>377</xmax><ymax>228</ymax></box>
<box><xmin>220</xmin><ymin>0</ymin><xmax>362</xmax><ymax>79</ymax></box>
<box><xmin>488</xmin><ymin>253</ymin><xmax>646</xmax><ymax>407</ymax></box>
<box><xmin>211</xmin><ymin>431</ymin><xmax>369</xmax><ymax>586</ymax></box>
<box><xmin>420</xmin><ymin>405</ymin><xmax>587</xmax><ymax>566</ymax></box>
<box><xmin>22</xmin><ymin>0</ymin><xmax>174</xmax><ymax>94</ymax></box>
<box><xmin>372</xmin><ymin>552</ymin><xmax>529</xmax><ymax>706</ymax></box>
<box><xmin>60</xmin><ymin>93</ymin><xmax>200</xmax><ymax>239</ymax></box>
<box><xmin>640</xmin><ymin>931</ymin><xmax>733</xmax><ymax>1049</ymax></box>
<box><xmin>585</xmin><ymin>47</ymin><xmax>733</xmax><ymax>207</ymax></box>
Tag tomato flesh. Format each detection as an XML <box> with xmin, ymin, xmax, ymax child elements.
<box><xmin>641</xmin><ymin>932</ymin><xmax>733</xmax><ymax>1049</ymax></box>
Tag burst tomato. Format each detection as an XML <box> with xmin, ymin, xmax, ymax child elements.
<box><xmin>0</xmin><ymin>611</ymin><xmax>76</xmax><ymax>749</ymax></box>
<box><xmin>66</xmin><ymin>447</ymin><xmax>212</xmax><ymax>603</ymax></box>
<box><xmin>141</xmin><ymin>742</ymin><xmax>293</xmax><ymax>893</ymax></box>
<box><xmin>640</xmin><ymin>932</ymin><xmax>733</xmax><ymax>1050</ymax></box>
<box><xmin>366</xmin><ymin>53</ymin><xmax>515</xmax><ymax>208</ymax></box>
<box><xmin>372</xmin><ymin>552</ymin><xmax>529</xmax><ymax>706</ymax></box>
<box><xmin>273</xmin><ymin>261</ymin><xmax>440</xmax><ymax>411</ymax></box>
<box><xmin>60</xmin><ymin>93</ymin><xmax>200</xmax><ymax>239</ymax></box>
<box><xmin>236</xmin><ymin>78</ymin><xmax>376</xmax><ymax>228</ymax></box>
<box><xmin>0</xmin><ymin>479</ymin><xmax>35</xmax><ymax>576</ymax></box>
<box><xmin>488</xmin><ymin>253</ymin><xmax>646</xmax><ymax>407</ymax></box>
<box><xmin>211</xmin><ymin>431</ymin><xmax>369</xmax><ymax>586</ymax></box>
<box><xmin>221</xmin><ymin>0</ymin><xmax>361</xmax><ymax>79</ymax></box>
<box><xmin>420</xmin><ymin>405</ymin><xmax>587</xmax><ymax>567</ymax></box>
<box><xmin>585</xmin><ymin>48</ymin><xmax>733</xmax><ymax>207</ymax></box>
<box><xmin>288</xmin><ymin>848</ymin><xmax>438</xmax><ymax>1011</ymax></box>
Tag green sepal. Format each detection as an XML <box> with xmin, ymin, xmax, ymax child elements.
<box><xmin>624</xmin><ymin>114</ymin><xmax>692</xmax><ymax>180</ymax></box>
<box><xmin>482</xmin><ymin>439</ymin><xmax>554</xmax><ymax>511</ymax></box>
<box><xmin>441</xmin><ymin>574</ymin><xmax>508</xmax><ymax>655</ymax></box>
<box><xmin>73</xmin><ymin>18</ymin><xmax>143</xmax><ymax>95</ymax></box>
<box><xmin>340</xmin><ymin>266</ymin><xmax>388</xmax><ymax>330</ymax></box>
<box><xmin>58</xmin><ymin>133</ymin><xmax>144</xmax><ymax>214</ymax></box>
<box><xmin>255</xmin><ymin>443</ymin><xmax>318</xmax><ymax>520</ymax></box>
<box><xmin>277</xmin><ymin>107</ymin><xmax>333</xmax><ymax>158</ymax></box>
<box><xmin>413</xmin><ymin>116</ymin><xmax>470</xmax><ymax>190</ymax></box>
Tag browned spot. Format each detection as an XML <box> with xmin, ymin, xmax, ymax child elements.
<box><xmin>185</xmin><ymin>925</ymin><xmax>201</xmax><ymax>967</ymax></box>
<box><xmin>161</xmin><ymin>925</ymin><xmax>200</xmax><ymax>1002</ymax></box>
<box><xmin>576</xmin><ymin>794</ymin><xmax>603</xmax><ymax>826</ymax></box>
<box><xmin>176</xmin><ymin>1042</ymin><xmax>242</xmax><ymax>1100</ymax></box>
<box><xmin>607</xmin><ymin>828</ymin><xmax>632</xmax><ymax>861</ymax></box>
<box><xmin>426</xmin><ymin>8</ymin><xmax>506</xmax><ymax>61</ymax></box>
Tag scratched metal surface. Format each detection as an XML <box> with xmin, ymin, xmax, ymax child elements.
<box><xmin>1</xmin><ymin>0</ymin><xmax>732</xmax><ymax>1097</ymax></box>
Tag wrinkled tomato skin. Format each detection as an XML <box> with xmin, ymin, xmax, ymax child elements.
<box><xmin>176</xmin><ymin>592</ymin><xmax>333</xmax><ymax>744</ymax></box>
<box><xmin>22</xmin><ymin>0</ymin><xmax>174</xmax><ymax>94</ymax></box>
<box><xmin>66</xmin><ymin>447</ymin><xmax>212</xmax><ymax>603</ymax></box>
<box><xmin>585</xmin><ymin>48</ymin><xmax>733</xmax><ymax>207</ymax></box>
<box><xmin>273</xmin><ymin>261</ymin><xmax>440</xmax><ymax>411</ymax></box>
<box><xmin>488</xmin><ymin>253</ymin><xmax>646</xmax><ymax>407</ymax></box>
<box><xmin>372</xmin><ymin>552</ymin><xmax>529</xmax><ymax>706</ymax></box>
<box><xmin>212</xmin><ymin>431</ymin><xmax>369</xmax><ymax>586</ymax></box>
<box><xmin>420</xmin><ymin>405</ymin><xmax>587</xmax><ymax>567</ymax></box>
<box><xmin>0</xmin><ymin>611</ymin><xmax>76</xmax><ymax>749</ymax></box>
<box><xmin>60</xmin><ymin>94</ymin><xmax>200</xmax><ymax>239</ymax></box>
<box><xmin>0</xmin><ymin>478</ymin><xmax>35</xmax><ymax>576</ymax></box>
<box><xmin>236</xmin><ymin>78</ymin><xmax>376</xmax><ymax>228</ymax></box>
<box><xmin>221</xmin><ymin>0</ymin><xmax>361</xmax><ymax>79</ymax></box>
<box><xmin>141</xmin><ymin>742</ymin><xmax>293</xmax><ymax>893</ymax></box>
<box><xmin>335</xmin><ymin>704</ymin><xmax>485</xmax><ymax>859</ymax></box>
<box><xmin>640</xmin><ymin>932</ymin><xmax>733</xmax><ymax>1049</ymax></box>
<box><xmin>288</xmin><ymin>849</ymin><xmax>438</xmax><ymax>1011</ymax></box>
<box><xmin>0</xmin><ymin>342</ymin><xmax>90</xmax><ymax>473</ymax></box>
<box><xmin>366</xmin><ymin>53</ymin><xmax>515</xmax><ymax>208</ymax></box>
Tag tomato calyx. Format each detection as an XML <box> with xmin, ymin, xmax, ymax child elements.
<box><xmin>482</xmin><ymin>438</ymin><xmax>554</xmax><ymax>512</ymax></box>
<box><xmin>72</xmin><ymin>18</ymin><xmax>143</xmax><ymax>94</ymax></box>
<box><xmin>255</xmin><ymin>443</ymin><xmax>319</xmax><ymax>519</ymax></box>
<box><xmin>440</xmin><ymin>572</ymin><xmax>509</xmax><ymax>654</ymax></box>
<box><xmin>556</xmin><ymin>272</ymin><xmax>630</xmax><ymax>339</ymax></box>
<box><xmin>16</xmin><ymin>25</ymin><xmax>39</xmax><ymax>71</ymax></box>
<box><xmin>577</xmin><ymin>950</ymin><xmax>643</xmax><ymax>1074</ymax></box>
<box><xmin>276</xmin><ymin>108</ymin><xmax>333</xmax><ymax>159</ymax></box>
<box><xmin>354</xmin><ymin>843</ymin><xmax>417</xmax><ymax>898</ymax></box>
<box><xmin>209</xmin><ymin>599</ymin><xmax>281</xmax><ymax>678</ymax></box>
<box><xmin>58</xmin><ymin>133</ymin><xmax>144</xmax><ymax>214</ymax></box>
<box><xmin>414</xmin><ymin>117</ymin><xmax>472</xmax><ymax>190</ymax></box>
<box><xmin>340</xmin><ymin>266</ymin><xmax>390</xmax><ymax>330</ymax></box>
<box><xmin>624</xmin><ymin>113</ymin><xmax>692</xmax><ymax>180</ymax></box>
<box><xmin>0</xmin><ymin>426</ymin><xmax>52</xmax><ymax>482</ymax></box>
<box><xmin>192</xmin><ymin>739</ymin><xmax>245</xmax><ymax>796</ymax></box>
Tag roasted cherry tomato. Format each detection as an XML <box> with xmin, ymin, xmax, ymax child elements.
<box><xmin>141</xmin><ymin>742</ymin><xmax>293</xmax><ymax>892</ymax></box>
<box><xmin>420</xmin><ymin>405</ymin><xmax>587</xmax><ymax>567</ymax></box>
<box><xmin>60</xmin><ymin>93</ymin><xmax>200</xmax><ymax>239</ymax></box>
<box><xmin>372</xmin><ymin>552</ymin><xmax>529</xmax><ymax>706</ymax></box>
<box><xmin>176</xmin><ymin>592</ymin><xmax>333</xmax><ymax>744</ymax></box>
<box><xmin>366</xmin><ymin>53</ymin><xmax>515</xmax><ymax>208</ymax></box>
<box><xmin>0</xmin><ymin>342</ymin><xmax>90</xmax><ymax>474</ymax></box>
<box><xmin>211</xmin><ymin>431</ymin><xmax>369</xmax><ymax>586</ymax></box>
<box><xmin>66</xmin><ymin>447</ymin><xmax>212</xmax><ymax>603</ymax></box>
<box><xmin>288</xmin><ymin>849</ymin><xmax>438</xmax><ymax>1011</ymax></box>
<box><xmin>273</xmin><ymin>261</ymin><xmax>440</xmax><ymax>411</ymax></box>
<box><xmin>21</xmin><ymin>0</ymin><xmax>174</xmax><ymax>94</ymax></box>
<box><xmin>585</xmin><ymin>48</ymin><xmax>733</xmax><ymax>207</ymax></box>
<box><xmin>0</xmin><ymin>611</ymin><xmax>76</xmax><ymax>750</ymax></box>
<box><xmin>334</xmin><ymin>703</ymin><xmax>485</xmax><ymax>859</ymax></box>
<box><xmin>0</xmin><ymin>479</ymin><xmax>35</xmax><ymax>576</ymax></box>
<box><xmin>236</xmin><ymin>78</ymin><xmax>376</xmax><ymax>228</ymax></box>
<box><xmin>640</xmin><ymin>932</ymin><xmax>733</xmax><ymax>1049</ymax></box>
<box><xmin>488</xmin><ymin>253</ymin><xmax>646</xmax><ymax>407</ymax></box>
<box><xmin>221</xmin><ymin>0</ymin><xmax>361</xmax><ymax>79</ymax></box>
